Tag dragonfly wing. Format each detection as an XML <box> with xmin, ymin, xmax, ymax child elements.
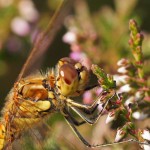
<box><xmin>18</xmin><ymin>0</ymin><xmax>73</xmax><ymax>80</ymax></box>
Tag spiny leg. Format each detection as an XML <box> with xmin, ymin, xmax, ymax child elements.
<box><xmin>66</xmin><ymin>90</ymin><xmax>107</xmax><ymax>114</ymax></box>
<box><xmin>64</xmin><ymin>114</ymin><xmax>92</xmax><ymax>147</ymax></box>
<box><xmin>66</xmin><ymin>90</ymin><xmax>116</xmax><ymax>124</ymax></box>
<box><xmin>64</xmin><ymin>112</ymin><xmax>147</xmax><ymax>148</ymax></box>
<box><xmin>64</xmin><ymin>111</ymin><xmax>119</xmax><ymax>148</ymax></box>
<box><xmin>63</xmin><ymin>108</ymin><xmax>86</xmax><ymax>126</ymax></box>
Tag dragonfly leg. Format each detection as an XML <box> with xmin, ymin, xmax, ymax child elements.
<box><xmin>64</xmin><ymin>112</ymin><xmax>124</xmax><ymax>148</ymax></box>
<box><xmin>66</xmin><ymin>91</ymin><xmax>106</xmax><ymax>114</ymax></box>
<box><xmin>66</xmin><ymin>90</ymin><xmax>116</xmax><ymax>124</ymax></box>
<box><xmin>64</xmin><ymin>112</ymin><xmax>142</xmax><ymax>148</ymax></box>
<box><xmin>64</xmin><ymin>114</ymin><xmax>93</xmax><ymax>147</ymax></box>
<box><xmin>63</xmin><ymin>108</ymin><xmax>86</xmax><ymax>126</ymax></box>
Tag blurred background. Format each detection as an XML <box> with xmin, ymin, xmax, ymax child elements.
<box><xmin>0</xmin><ymin>0</ymin><xmax>150</xmax><ymax>149</ymax></box>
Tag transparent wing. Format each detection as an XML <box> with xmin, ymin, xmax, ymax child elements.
<box><xmin>18</xmin><ymin>0</ymin><xmax>73</xmax><ymax>80</ymax></box>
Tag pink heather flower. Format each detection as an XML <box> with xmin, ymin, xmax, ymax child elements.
<box><xmin>18</xmin><ymin>0</ymin><xmax>39</xmax><ymax>22</ymax></box>
<box><xmin>70</xmin><ymin>52</ymin><xmax>91</xmax><ymax>70</ymax></box>
<box><xmin>117</xmin><ymin>67</ymin><xmax>128</xmax><ymax>74</ymax></box>
<box><xmin>63</xmin><ymin>31</ymin><xmax>77</xmax><ymax>44</ymax></box>
<box><xmin>83</xmin><ymin>91</ymin><xmax>93</xmax><ymax>104</ymax></box>
<box><xmin>81</xmin><ymin>57</ymin><xmax>91</xmax><ymax>70</ymax></box>
<box><xmin>70</xmin><ymin>51</ymin><xmax>82</xmax><ymax>61</ymax></box>
<box><xmin>95</xmin><ymin>87</ymin><xmax>103</xmax><ymax>96</ymax></box>
<box><xmin>106</xmin><ymin>111</ymin><xmax>115</xmax><ymax>124</ymax></box>
<box><xmin>113</xmin><ymin>75</ymin><xmax>129</xmax><ymax>86</ymax></box>
<box><xmin>141</xmin><ymin>130</ymin><xmax>150</xmax><ymax>141</ymax></box>
<box><xmin>115</xmin><ymin>129</ymin><xmax>126</xmax><ymax>142</ymax></box>
<box><xmin>119</xmin><ymin>84</ymin><xmax>132</xmax><ymax>93</ymax></box>
<box><xmin>11</xmin><ymin>17</ymin><xmax>30</xmax><ymax>36</ymax></box>
<box><xmin>132</xmin><ymin>111</ymin><xmax>148</xmax><ymax>120</ymax></box>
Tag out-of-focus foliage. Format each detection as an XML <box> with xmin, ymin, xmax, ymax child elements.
<box><xmin>0</xmin><ymin>0</ymin><xmax>150</xmax><ymax>150</ymax></box>
<box><xmin>63</xmin><ymin>0</ymin><xmax>150</xmax><ymax>74</ymax></box>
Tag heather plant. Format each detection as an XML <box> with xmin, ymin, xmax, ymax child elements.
<box><xmin>91</xmin><ymin>19</ymin><xmax>150</xmax><ymax>147</ymax></box>
<box><xmin>63</xmin><ymin>2</ymin><xmax>150</xmax><ymax>148</ymax></box>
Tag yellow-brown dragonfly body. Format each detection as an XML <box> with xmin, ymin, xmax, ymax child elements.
<box><xmin>0</xmin><ymin>57</ymin><xmax>90</xmax><ymax>149</ymax></box>
<box><xmin>0</xmin><ymin>1</ymin><xmax>119</xmax><ymax>149</ymax></box>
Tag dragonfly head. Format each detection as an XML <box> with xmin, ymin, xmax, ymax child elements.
<box><xmin>56</xmin><ymin>57</ymin><xmax>89</xmax><ymax>97</ymax></box>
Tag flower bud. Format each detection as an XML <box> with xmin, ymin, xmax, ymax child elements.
<box><xmin>117</xmin><ymin>58</ymin><xmax>129</xmax><ymax>66</ymax></box>
<box><xmin>124</xmin><ymin>96</ymin><xmax>135</xmax><ymax>107</ymax></box>
<box><xmin>132</xmin><ymin>111</ymin><xmax>148</xmax><ymax>120</ymax></box>
<box><xmin>115</xmin><ymin>128</ymin><xmax>126</xmax><ymax>142</ymax></box>
<box><xmin>137</xmin><ymin>129</ymin><xmax>150</xmax><ymax>150</ymax></box>
<box><xmin>106</xmin><ymin>111</ymin><xmax>115</xmax><ymax>124</ymax></box>
<box><xmin>141</xmin><ymin>130</ymin><xmax>150</xmax><ymax>141</ymax></box>
<box><xmin>143</xmin><ymin>143</ymin><xmax>150</xmax><ymax>150</ymax></box>
<box><xmin>117</xmin><ymin>67</ymin><xmax>128</xmax><ymax>74</ymax></box>
<box><xmin>135</xmin><ymin>91</ymin><xmax>144</xmax><ymax>101</ymax></box>
<box><xmin>113</xmin><ymin>75</ymin><xmax>129</xmax><ymax>86</ymax></box>
<box><xmin>119</xmin><ymin>84</ymin><xmax>132</xmax><ymax>93</ymax></box>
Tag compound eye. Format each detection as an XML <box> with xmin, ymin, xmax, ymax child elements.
<box><xmin>60</xmin><ymin>57</ymin><xmax>76</xmax><ymax>64</ymax></box>
<box><xmin>58</xmin><ymin>57</ymin><xmax>77</xmax><ymax>68</ymax></box>
<box><xmin>59</xmin><ymin>64</ymin><xmax>78</xmax><ymax>85</ymax></box>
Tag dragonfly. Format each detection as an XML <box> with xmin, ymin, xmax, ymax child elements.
<box><xmin>0</xmin><ymin>0</ymin><xmax>108</xmax><ymax>149</ymax></box>
<box><xmin>0</xmin><ymin>0</ymin><xmax>146</xmax><ymax>150</ymax></box>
